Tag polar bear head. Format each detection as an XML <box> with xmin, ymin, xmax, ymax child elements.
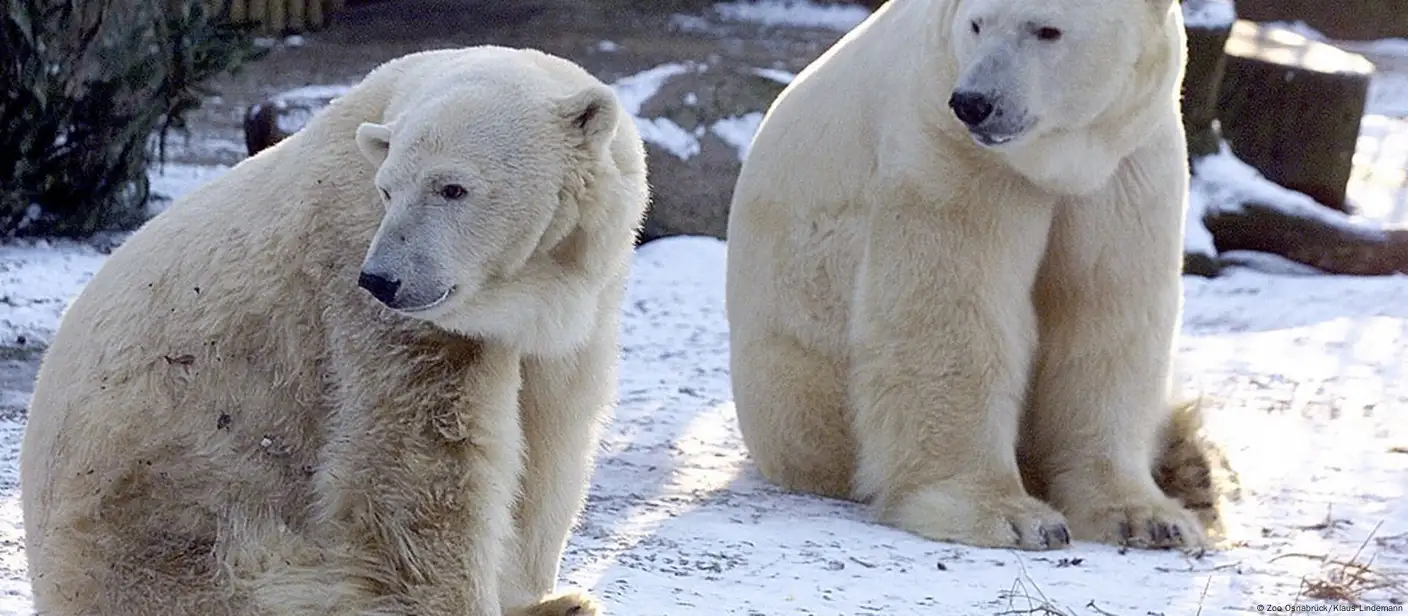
<box><xmin>944</xmin><ymin>0</ymin><xmax>1180</xmax><ymax>150</ymax></box>
<box><xmin>352</xmin><ymin>55</ymin><xmax>627</xmax><ymax>344</ymax></box>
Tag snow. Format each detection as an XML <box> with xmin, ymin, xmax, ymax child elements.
<box><xmin>253</xmin><ymin>35</ymin><xmax>314</xmax><ymax>50</ymax></box>
<box><xmin>0</xmin><ymin>241</ymin><xmax>107</xmax><ymax>349</ymax></box>
<box><xmin>1370</xmin><ymin>76</ymin><xmax>1408</xmax><ymax>119</ymax></box>
<box><xmin>1217</xmin><ymin>250</ymin><xmax>1326</xmax><ymax>276</ymax></box>
<box><xmin>608</xmin><ymin>63</ymin><xmax>703</xmax><ymax>160</ymax></box>
<box><xmin>711</xmin><ymin>0</ymin><xmax>871</xmax><ymax>32</ymax></box>
<box><xmin>1183</xmin><ymin>113</ymin><xmax>1408</xmax><ymax>261</ymax></box>
<box><xmin>1351</xmin><ymin>115</ymin><xmax>1408</xmax><ymax>222</ymax></box>
<box><xmin>1181</xmin><ymin>0</ymin><xmax>1236</xmax><ymax>30</ymax></box>
<box><xmin>612</xmin><ymin>63</ymin><xmax>694</xmax><ymax>117</ymax></box>
<box><xmin>271</xmin><ymin>84</ymin><xmax>352</xmax><ymax>102</ymax></box>
<box><xmin>636</xmin><ymin>117</ymin><xmax>704</xmax><ymax>160</ymax></box>
<box><xmin>1363</xmin><ymin>39</ymin><xmax>1408</xmax><ymax>57</ymax></box>
<box><xmin>750</xmin><ymin>67</ymin><xmax>796</xmax><ymax>85</ymax></box>
<box><xmin>1184</xmin><ymin>187</ymin><xmax>1218</xmax><ymax>260</ymax></box>
<box><xmin>611</xmin><ymin>63</ymin><xmax>784</xmax><ymax>162</ymax></box>
<box><xmin>1193</xmin><ymin>143</ymin><xmax>1384</xmax><ymax>232</ymax></box>
<box><xmin>1263</xmin><ymin>20</ymin><xmax>1408</xmax><ymax>57</ymax></box>
<box><xmin>709</xmin><ymin>112</ymin><xmax>765</xmax><ymax>160</ymax></box>
<box><xmin>147</xmin><ymin>162</ymin><xmax>230</xmax><ymax>216</ymax></box>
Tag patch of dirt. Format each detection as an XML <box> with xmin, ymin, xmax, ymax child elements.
<box><xmin>172</xmin><ymin>0</ymin><xmax>855</xmax><ymax>166</ymax></box>
<box><xmin>0</xmin><ymin>350</ymin><xmax>39</xmax><ymax>421</ymax></box>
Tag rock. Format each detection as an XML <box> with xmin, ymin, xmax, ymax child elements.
<box><xmin>242</xmin><ymin>85</ymin><xmax>351</xmax><ymax>157</ymax></box>
<box><xmin>631</xmin><ymin>60</ymin><xmax>790</xmax><ymax>244</ymax></box>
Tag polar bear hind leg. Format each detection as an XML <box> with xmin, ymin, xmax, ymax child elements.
<box><xmin>730</xmin><ymin>328</ymin><xmax>856</xmax><ymax>501</ymax></box>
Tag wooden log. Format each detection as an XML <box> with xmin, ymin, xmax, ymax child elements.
<box><xmin>268</xmin><ymin>0</ymin><xmax>286</xmax><ymax>34</ymax></box>
<box><xmin>288</xmin><ymin>0</ymin><xmax>305</xmax><ymax>32</ymax></box>
<box><xmin>247</xmin><ymin>0</ymin><xmax>267</xmax><ymax>29</ymax></box>
<box><xmin>1179</xmin><ymin>0</ymin><xmax>1234</xmax><ymax>159</ymax></box>
<box><xmin>230</xmin><ymin>0</ymin><xmax>246</xmax><ymax>23</ymax></box>
<box><xmin>1216</xmin><ymin>20</ymin><xmax>1374</xmax><ymax>213</ymax></box>
<box><xmin>307</xmin><ymin>0</ymin><xmax>322</xmax><ymax>29</ymax></box>
<box><xmin>1183</xmin><ymin>251</ymin><xmax>1223</xmax><ymax>278</ymax></box>
<box><xmin>1205</xmin><ymin>200</ymin><xmax>1408</xmax><ymax>276</ymax></box>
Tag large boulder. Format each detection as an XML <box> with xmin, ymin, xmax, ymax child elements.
<box><xmin>627</xmin><ymin>60</ymin><xmax>790</xmax><ymax>244</ymax></box>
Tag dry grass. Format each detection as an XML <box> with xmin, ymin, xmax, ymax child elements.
<box><xmin>994</xmin><ymin>559</ymin><xmax>1216</xmax><ymax>616</ymax></box>
<box><xmin>987</xmin><ymin>517</ymin><xmax>1406</xmax><ymax>616</ymax></box>
<box><xmin>995</xmin><ymin>558</ymin><xmax>1079</xmax><ymax>616</ymax></box>
<box><xmin>1295</xmin><ymin>504</ymin><xmax>1353</xmax><ymax>533</ymax></box>
<box><xmin>1269</xmin><ymin>521</ymin><xmax>1408</xmax><ymax>605</ymax></box>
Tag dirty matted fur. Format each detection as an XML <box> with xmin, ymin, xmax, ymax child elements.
<box><xmin>20</xmin><ymin>46</ymin><xmax>648</xmax><ymax>615</ymax></box>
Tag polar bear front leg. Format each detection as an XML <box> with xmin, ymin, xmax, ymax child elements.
<box><xmin>312</xmin><ymin>338</ymin><xmax>526</xmax><ymax>616</ymax></box>
<box><xmin>1025</xmin><ymin>140</ymin><xmax>1205</xmax><ymax>549</ymax></box>
<box><xmin>501</xmin><ymin>325</ymin><xmax>617</xmax><ymax>609</ymax></box>
<box><xmin>849</xmin><ymin>191</ymin><xmax>1069</xmax><ymax>551</ymax></box>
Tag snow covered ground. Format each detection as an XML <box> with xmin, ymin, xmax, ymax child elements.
<box><xmin>1</xmin><ymin>1</ymin><xmax>1407</xmax><ymax>614</ymax></box>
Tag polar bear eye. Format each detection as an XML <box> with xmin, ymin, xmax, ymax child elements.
<box><xmin>378</xmin><ymin>188</ymin><xmax>390</xmax><ymax>201</ymax></box>
<box><xmin>439</xmin><ymin>184</ymin><xmax>468</xmax><ymax>201</ymax></box>
<box><xmin>1036</xmin><ymin>27</ymin><xmax>1063</xmax><ymax>41</ymax></box>
<box><xmin>970</xmin><ymin>20</ymin><xmax>980</xmax><ymax>35</ymax></box>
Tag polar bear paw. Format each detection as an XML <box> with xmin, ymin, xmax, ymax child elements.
<box><xmin>884</xmin><ymin>482</ymin><xmax>1072</xmax><ymax>551</ymax></box>
<box><xmin>507</xmin><ymin>590</ymin><xmax>601</xmax><ymax>616</ymax></box>
<box><xmin>1065</xmin><ymin>495</ymin><xmax>1206</xmax><ymax>550</ymax></box>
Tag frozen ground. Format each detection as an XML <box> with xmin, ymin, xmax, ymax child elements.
<box><xmin>1</xmin><ymin>1</ymin><xmax>1407</xmax><ymax>614</ymax></box>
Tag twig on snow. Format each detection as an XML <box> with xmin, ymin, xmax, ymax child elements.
<box><xmin>1194</xmin><ymin>575</ymin><xmax>1213</xmax><ymax>616</ymax></box>
<box><xmin>1084</xmin><ymin>600</ymin><xmax>1121</xmax><ymax>616</ymax></box>
<box><xmin>994</xmin><ymin>556</ymin><xmax>1078</xmax><ymax>616</ymax></box>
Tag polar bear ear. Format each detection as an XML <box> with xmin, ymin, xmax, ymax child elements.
<box><xmin>355</xmin><ymin>122</ymin><xmax>393</xmax><ymax>166</ymax></box>
<box><xmin>553</xmin><ymin>84</ymin><xmax>620</xmax><ymax>153</ymax></box>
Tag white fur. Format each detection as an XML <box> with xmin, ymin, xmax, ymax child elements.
<box><xmin>20</xmin><ymin>46</ymin><xmax>648</xmax><ymax>615</ymax></box>
<box><xmin>725</xmin><ymin>0</ymin><xmax>1204</xmax><ymax>551</ymax></box>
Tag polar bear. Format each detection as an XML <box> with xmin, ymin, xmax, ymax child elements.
<box><xmin>726</xmin><ymin>0</ymin><xmax>1223</xmax><ymax>551</ymax></box>
<box><xmin>20</xmin><ymin>46</ymin><xmax>648</xmax><ymax>615</ymax></box>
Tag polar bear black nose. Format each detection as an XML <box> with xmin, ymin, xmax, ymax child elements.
<box><xmin>357</xmin><ymin>271</ymin><xmax>401</xmax><ymax>306</ymax></box>
<box><xmin>948</xmin><ymin>91</ymin><xmax>995</xmax><ymax>126</ymax></box>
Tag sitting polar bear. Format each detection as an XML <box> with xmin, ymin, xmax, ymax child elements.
<box><xmin>21</xmin><ymin>46</ymin><xmax>648</xmax><ymax>615</ymax></box>
<box><xmin>726</xmin><ymin>0</ymin><xmax>1228</xmax><ymax>551</ymax></box>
